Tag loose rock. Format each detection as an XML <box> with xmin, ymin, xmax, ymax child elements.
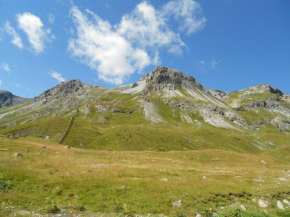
<box><xmin>277</xmin><ymin>201</ymin><xmax>285</xmax><ymax>210</ymax></box>
<box><xmin>172</xmin><ymin>200</ymin><xmax>182</xmax><ymax>207</ymax></box>
<box><xmin>13</xmin><ymin>152</ymin><xmax>23</xmax><ymax>157</ymax></box>
<box><xmin>258</xmin><ymin>199</ymin><xmax>269</xmax><ymax>208</ymax></box>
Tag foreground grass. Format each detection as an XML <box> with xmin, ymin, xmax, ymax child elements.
<box><xmin>0</xmin><ymin>137</ymin><xmax>289</xmax><ymax>216</ymax></box>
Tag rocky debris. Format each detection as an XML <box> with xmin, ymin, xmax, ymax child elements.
<box><xmin>258</xmin><ymin>199</ymin><xmax>269</xmax><ymax>208</ymax></box>
<box><xmin>160</xmin><ymin>178</ymin><xmax>169</xmax><ymax>182</ymax></box>
<box><xmin>206</xmin><ymin>89</ymin><xmax>229</xmax><ymax>100</ymax></box>
<box><xmin>164</xmin><ymin>98</ymin><xmax>250</xmax><ymax>130</ymax></box>
<box><xmin>248</xmin><ymin>99</ymin><xmax>280</xmax><ymax>110</ymax></box>
<box><xmin>64</xmin><ymin>145</ymin><xmax>70</xmax><ymax>149</ymax></box>
<box><xmin>240</xmin><ymin>205</ymin><xmax>246</xmax><ymax>211</ymax></box>
<box><xmin>261</xmin><ymin>160</ymin><xmax>267</xmax><ymax>165</ymax></box>
<box><xmin>116</xmin><ymin>185</ymin><xmax>126</xmax><ymax>190</ymax></box>
<box><xmin>283</xmin><ymin>199</ymin><xmax>290</xmax><ymax>206</ymax></box>
<box><xmin>142</xmin><ymin>100</ymin><xmax>164</xmax><ymax>123</ymax></box>
<box><xmin>271</xmin><ymin>116</ymin><xmax>290</xmax><ymax>132</ymax></box>
<box><xmin>13</xmin><ymin>152</ymin><xmax>23</xmax><ymax>157</ymax></box>
<box><xmin>45</xmin><ymin>136</ymin><xmax>49</xmax><ymax>140</ymax></box>
<box><xmin>277</xmin><ymin>201</ymin><xmax>285</xmax><ymax>210</ymax></box>
<box><xmin>0</xmin><ymin>148</ymin><xmax>8</xmax><ymax>151</ymax></box>
<box><xmin>112</xmin><ymin>109</ymin><xmax>124</xmax><ymax>113</ymax></box>
<box><xmin>42</xmin><ymin>146</ymin><xmax>48</xmax><ymax>149</ymax></box>
<box><xmin>172</xmin><ymin>200</ymin><xmax>182</xmax><ymax>207</ymax></box>
<box><xmin>196</xmin><ymin>213</ymin><xmax>202</xmax><ymax>217</ymax></box>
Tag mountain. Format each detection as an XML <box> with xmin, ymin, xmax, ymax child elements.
<box><xmin>0</xmin><ymin>90</ymin><xmax>30</xmax><ymax>108</ymax></box>
<box><xmin>0</xmin><ymin>66</ymin><xmax>290</xmax><ymax>152</ymax></box>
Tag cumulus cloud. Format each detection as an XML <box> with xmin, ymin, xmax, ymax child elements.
<box><xmin>0</xmin><ymin>62</ymin><xmax>11</xmax><ymax>72</ymax></box>
<box><xmin>68</xmin><ymin>0</ymin><xmax>206</xmax><ymax>85</ymax></box>
<box><xmin>4</xmin><ymin>21</ymin><xmax>24</xmax><ymax>49</ymax></box>
<box><xmin>17</xmin><ymin>12</ymin><xmax>54</xmax><ymax>54</ymax></box>
<box><xmin>51</xmin><ymin>71</ymin><xmax>66</xmax><ymax>83</ymax></box>
<box><xmin>48</xmin><ymin>13</ymin><xmax>55</xmax><ymax>24</ymax></box>
<box><xmin>162</xmin><ymin>0</ymin><xmax>206</xmax><ymax>35</ymax></box>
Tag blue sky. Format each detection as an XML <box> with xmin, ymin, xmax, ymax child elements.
<box><xmin>0</xmin><ymin>0</ymin><xmax>289</xmax><ymax>98</ymax></box>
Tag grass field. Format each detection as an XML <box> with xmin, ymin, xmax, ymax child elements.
<box><xmin>0</xmin><ymin>137</ymin><xmax>290</xmax><ymax>216</ymax></box>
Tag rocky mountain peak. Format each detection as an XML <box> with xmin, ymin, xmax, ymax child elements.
<box><xmin>34</xmin><ymin>79</ymin><xmax>95</xmax><ymax>103</ymax></box>
<box><xmin>143</xmin><ymin>66</ymin><xmax>203</xmax><ymax>94</ymax></box>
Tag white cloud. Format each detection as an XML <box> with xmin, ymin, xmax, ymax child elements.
<box><xmin>17</xmin><ymin>12</ymin><xmax>54</xmax><ymax>54</ymax></box>
<box><xmin>68</xmin><ymin>0</ymin><xmax>205</xmax><ymax>85</ymax></box>
<box><xmin>162</xmin><ymin>0</ymin><xmax>206</xmax><ymax>35</ymax></box>
<box><xmin>51</xmin><ymin>71</ymin><xmax>66</xmax><ymax>83</ymax></box>
<box><xmin>48</xmin><ymin>13</ymin><xmax>55</xmax><ymax>24</ymax></box>
<box><xmin>16</xmin><ymin>84</ymin><xmax>21</xmax><ymax>87</ymax></box>
<box><xmin>0</xmin><ymin>62</ymin><xmax>11</xmax><ymax>72</ymax></box>
<box><xmin>4</xmin><ymin>21</ymin><xmax>24</xmax><ymax>49</ymax></box>
<box><xmin>197</xmin><ymin>59</ymin><xmax>221</xmax><ymax>73</ymax></box>
<box><xmin>0</xmin><ymin>80</ymin><xmax>2</xmax><ymax>87</ymax></box>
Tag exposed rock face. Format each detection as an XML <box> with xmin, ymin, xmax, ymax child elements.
<box><xmin>143</xmin><ymin>66</ymin><xmax>203</xmax><ymax>95</ymax></box>
<box><xmin>34</xmin><ymin>79</ymin><xmax>95</xmax><ymax>103</ymax></box>
<box><xmin>206</xmin><ymin>89</ymin><xmax>229</xmax><ymax>100</ymax></box>
<box><xmin>0</xmin><ymin>90</ymin><xmax>30</xmax><ymax>108</ymax></box>
<box><xmin>271</xmin><ymin>116</ymin><xmax>290</xmax><ymax>132</ymax></box>
<box><xmin>241</xmin><ymin>84</ymin><xmax>283</xmax><ymax>96</ymax></box>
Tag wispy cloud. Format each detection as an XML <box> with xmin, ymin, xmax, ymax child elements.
<box><xmin>17</xmin><ymin>12</ymin><xmax>54</xmax><ymax>54</ymax></box>
<box><xmin>68</xmin><ymin>0</ymin><xmax>206</xmax><ymax>85</ymax></box>
<box><xmin>0</xmin><ymin>62</ymin><xmax>11</xmax><ymax>72</ymax></box>
<box><xmin>0</xmin><ymin>80</ymin><xmax>2</xmax><ymax>87</ymax></box>
<box><xmin>48</xmin><ymin>13</ymin><xmax>55</xmax><ymax>24</ymax></box>
<box><xmin>50</xmin><ymin>71</ymin><xmax>66</xmax><ymax>83</ymax></box>
<box><xmin>4</xmin><ymin>21</ymin><xmax>24</xmax><ymax>49</ymax></box>
<box><xmin>162</xmin><ymin>0</ymin><xmax>206</xmax><ymax>35</ymax></box>
<box><xmin>197</xmin><ymin>59</ymin><xmax>221</xmax><ymax>73</ymax></box>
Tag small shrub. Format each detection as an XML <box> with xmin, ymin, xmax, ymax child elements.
<box><xmin>45</xmin><ymin>205</ymin><xmax>60</xmax><ymax>214</ymax></box>
<box><xmin>0</xmin><ymin>174</ymin><xmax>13</xmax><ymax>192</ymax></box>
<box><xmin>114</xmin><ymin>205</ymin><xmax>124</xmax><ymax>212</ymax></box>
<box><xmin>218</xmin><ymin>207</ymin><xmax>269</xmax><ymax>217</ymax></box>
<box><xmin>175</xmin><ymin>212</ymin><xmax>186</xmax><ymax>217</ymax></box>
<box><xmin>74</xmin><ymin>205</ymin><xmax>86</xmax><ymax>212</ymax></box>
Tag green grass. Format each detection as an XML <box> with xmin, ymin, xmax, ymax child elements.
<box><xmin>0</xmin><ymin>137</ymin><xmax>289</xmax><ymax>216</ymax></box>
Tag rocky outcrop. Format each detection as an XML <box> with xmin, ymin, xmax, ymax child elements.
<box><xmin>270</xmin><ymin>116</ymin><xmax>290</xmax><ymax>132</ymax></box>
<box><xmin>34</xmin><ymin>79</ymin><xmax>96</xmax><ymax>103</ymax></box>
<box><xmin>0</xmin><ymin>90</ymin><xmax>30</xmax><ymax>108</ymax></box>
<box><xmin>206</xmin><ymin>89</ymin><xmax>229</xmax><ymax>100</ymax></box>
<box><xmin>143</xmin><ymin>66</ymin><xmax>203</xmax><ymax>95</ymax></box>
<box><xmin>241</xmin><ymin>84</ymin><xmax>284</xmax><ymax>96</ymax></box>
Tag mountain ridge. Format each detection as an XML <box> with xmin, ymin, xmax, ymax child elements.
<box><xmin>0</xmin><ymin>66</ymin><xmax>290</xmax><ymax>153</ymax></box>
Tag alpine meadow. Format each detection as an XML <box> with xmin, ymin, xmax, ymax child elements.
<box><xmin>0</xmin><ymin>0</ymin><xmax>290</xmax><ymax>217</ymax></box>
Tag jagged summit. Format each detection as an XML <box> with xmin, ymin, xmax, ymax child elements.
<box><xmin>34</xmin><ymin>79</ymin><xmax>104</xmax><ymax>103</ymax></box>
<box><xmin>144</xmin><ymin>66</ymin><xmax>200</xmax><ymax>85</ymax></box>
<box><xmin>143</xmin><ymin>66</ymin><xmax>203</xmax><ymax>92</ymax></box>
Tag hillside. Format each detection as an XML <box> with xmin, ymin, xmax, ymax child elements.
<box><xmin>0</xmin><ymin>66</ymin><xmax>290</xmax><ymax>152</ymax></box>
